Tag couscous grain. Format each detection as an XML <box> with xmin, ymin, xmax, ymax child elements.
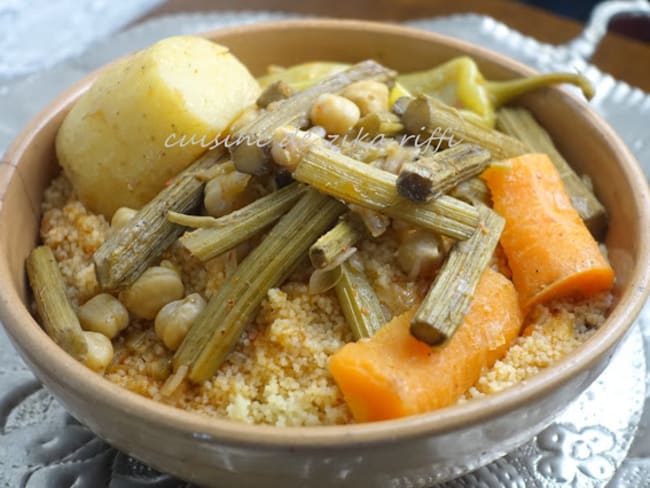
<box><xmin>40</xmin><ymin>173</ymin><xmax>612</xmax><ymax>426</ymax></box>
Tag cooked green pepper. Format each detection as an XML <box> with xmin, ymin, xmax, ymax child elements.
<box><xmin>257</xmin><ymin>62</ymin><xmax>351</xmax><ymax>90</ymax></box>
<box><xmin>397</xmin><ymin>56</ymin><xmax>594</xmax><ymax>127</ymax></box>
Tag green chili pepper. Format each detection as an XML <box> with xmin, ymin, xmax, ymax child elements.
<box><xmin>257</xmin><ymin>62</ymin><xmax>351</xmax><ymax>90</ymax></box>
<box><xmin>397</xmin><ymin>56</ymin><xmax>593</xmax><ymax>127</ymax></box>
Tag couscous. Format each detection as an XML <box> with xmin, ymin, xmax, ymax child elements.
<box><xmin>29</xmin><ymin>35</ymin><xmax>614</xmax><ymax>426</ymax></box>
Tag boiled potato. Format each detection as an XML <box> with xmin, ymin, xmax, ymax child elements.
<box><xmin>56</xmin><ymin>36</ymin><xmax>260</xmax><ymax>217</ymax></box>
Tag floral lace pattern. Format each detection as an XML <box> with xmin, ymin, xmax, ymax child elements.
<box><xmin>536</xmin><ymin>425</ymin><xmax>616</xmax><ymax>483</ymax></box>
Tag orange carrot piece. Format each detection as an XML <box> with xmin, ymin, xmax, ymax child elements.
<box><xmin>481</xmin><ymin>153</ymin><xmax>614</xmax><ymax>312</ymax></box>
<box><xmin>329</xmin><ymin>268</ymin><xmax>522</xmax><ymax>422</ymax></box>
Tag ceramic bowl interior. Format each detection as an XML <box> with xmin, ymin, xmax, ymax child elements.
<box><xmin>1</xmin><ymin>19</ymin><xmax>649</xmax><ymax>486</ymax></box>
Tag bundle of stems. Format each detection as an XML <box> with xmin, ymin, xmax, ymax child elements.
<box><xmin>173</xmin><ymin>189</ymin><xmax>346</xmax><ymax>383</ymax></box>
<box><xmin>94</xmin><ymin>147</ymin><xmax>226</xmax><ymax>290</ymax></box>
<box><xmin>401</xmin><ymin>95</ymin><xmax>527</xmax><ymax>160</ymax></box>
<box><xmin>335</xmin><ymin>261</ymin><xmax>387</xmax><ymax>340</ymax></box>
<box><xmin>179</xmin><ymin>182</ymin><xmax>307</xmax><ymax>261</ymax></box>
<box><xmin>309</xmin><ymin>215</ymin><xmax>366</xmax><ymax>269</ymax></box>
<box><xmin>396</xmin><ymin>143</ymin><xmax>491</xmax><ymax>202</ymax></box>
<box><xmin>27</xmin><ymin>246</ymin><xmax>88</xmax><ymax>360</ymax></box>
<box><xmin>410</xmin><ymin>205</ymin><xmax>504</xmax><ymax>345</ymax></box>
<box><xmin>293</xmin><ymin>145</ymin><xmax>480</xmax><ymax>241</ymax></box>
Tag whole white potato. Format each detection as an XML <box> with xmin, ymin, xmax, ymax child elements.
<box><xmin>56</xmin><ymin>36</ymin><xmax>260</xmax><ymax>217</ymax></box>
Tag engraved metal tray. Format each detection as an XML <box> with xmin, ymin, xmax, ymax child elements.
<box><xmin>1</xmin><ymin>3</ymin><xmax>650</xmax><ymax>486</ymax></box>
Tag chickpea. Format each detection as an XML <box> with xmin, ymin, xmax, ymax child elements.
<box><xmin>160</xmin><ymin>259</ymin><xmax>180</xmax><ymax>274</ymax></box>
<box><xmin>154</xmin><ymin>293</ymin><xmax>207</xmax><ymax>350</ymax></box>
<box><xmin>82</xmin><ymin>331</ymin><xmax>114</xmax><ymax>372</ymax></box>
<box><xmin>271</xmin><ymin>126</ymin><xmax>323</xmax><ymax>170</ymax></box>
<box><xmin>111</xmin><ymin>207</ymin><xmax>137</xmax><ymax>230</ymax></box>
<box><xmin>119</xmin><ymin>266</ymin><xmax>184</xmax><ymax>319</ymax></box>
<box><xmin>342</xmin><ymin>80</ymin><xmax>389</xmax><ymax>116</ymax></box>
<box><xmin>310</xmin><ymin>94</ymin><xmax>360</xmax><ymax>135</ymax></box>
<box><xmin>204</xmin><ymin>170</ymin><xmax>251</xmax><ymax>217</ymax></box>
<box><xmin>397</xmin><ymin>231</ymin><xmax>444</xmax><ymax>280</ymax></box>
<box><xmin>78</xmin><ymin>293</ymin><xmax>129</xmax><ymax>339</ymax></box>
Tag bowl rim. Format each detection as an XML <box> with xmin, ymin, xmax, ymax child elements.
<box><xmin>1</xmin><ymin>17</ymin><xmax>650</xmax><ymax>449</ymax></box>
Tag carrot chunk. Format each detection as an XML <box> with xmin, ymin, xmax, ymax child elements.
<box><xmin>481</xmin><ymin>153</ymin><xmax>614</xmax><ymax>311</ymax></box>
<box><xmin>329</xmin><ymin>268</ymin><xmax>522</xmax><ymax>422</ymax></box>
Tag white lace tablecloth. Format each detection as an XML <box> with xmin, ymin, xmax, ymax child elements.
<box><xmin>1</xmin><ymin>3</ymin><xmax>650</xmax><ymax>487</ymax></box>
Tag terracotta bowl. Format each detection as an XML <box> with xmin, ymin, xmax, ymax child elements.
<box><xmin>1</xmin><ymin>19</ymin><xmax>649</xmax><ymax>488</ymax></box>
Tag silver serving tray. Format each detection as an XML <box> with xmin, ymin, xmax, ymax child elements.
<box><xmin>1</xmin><ymin>3</ymin><xmax>650</xmax><ymax>486</ymax></box>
